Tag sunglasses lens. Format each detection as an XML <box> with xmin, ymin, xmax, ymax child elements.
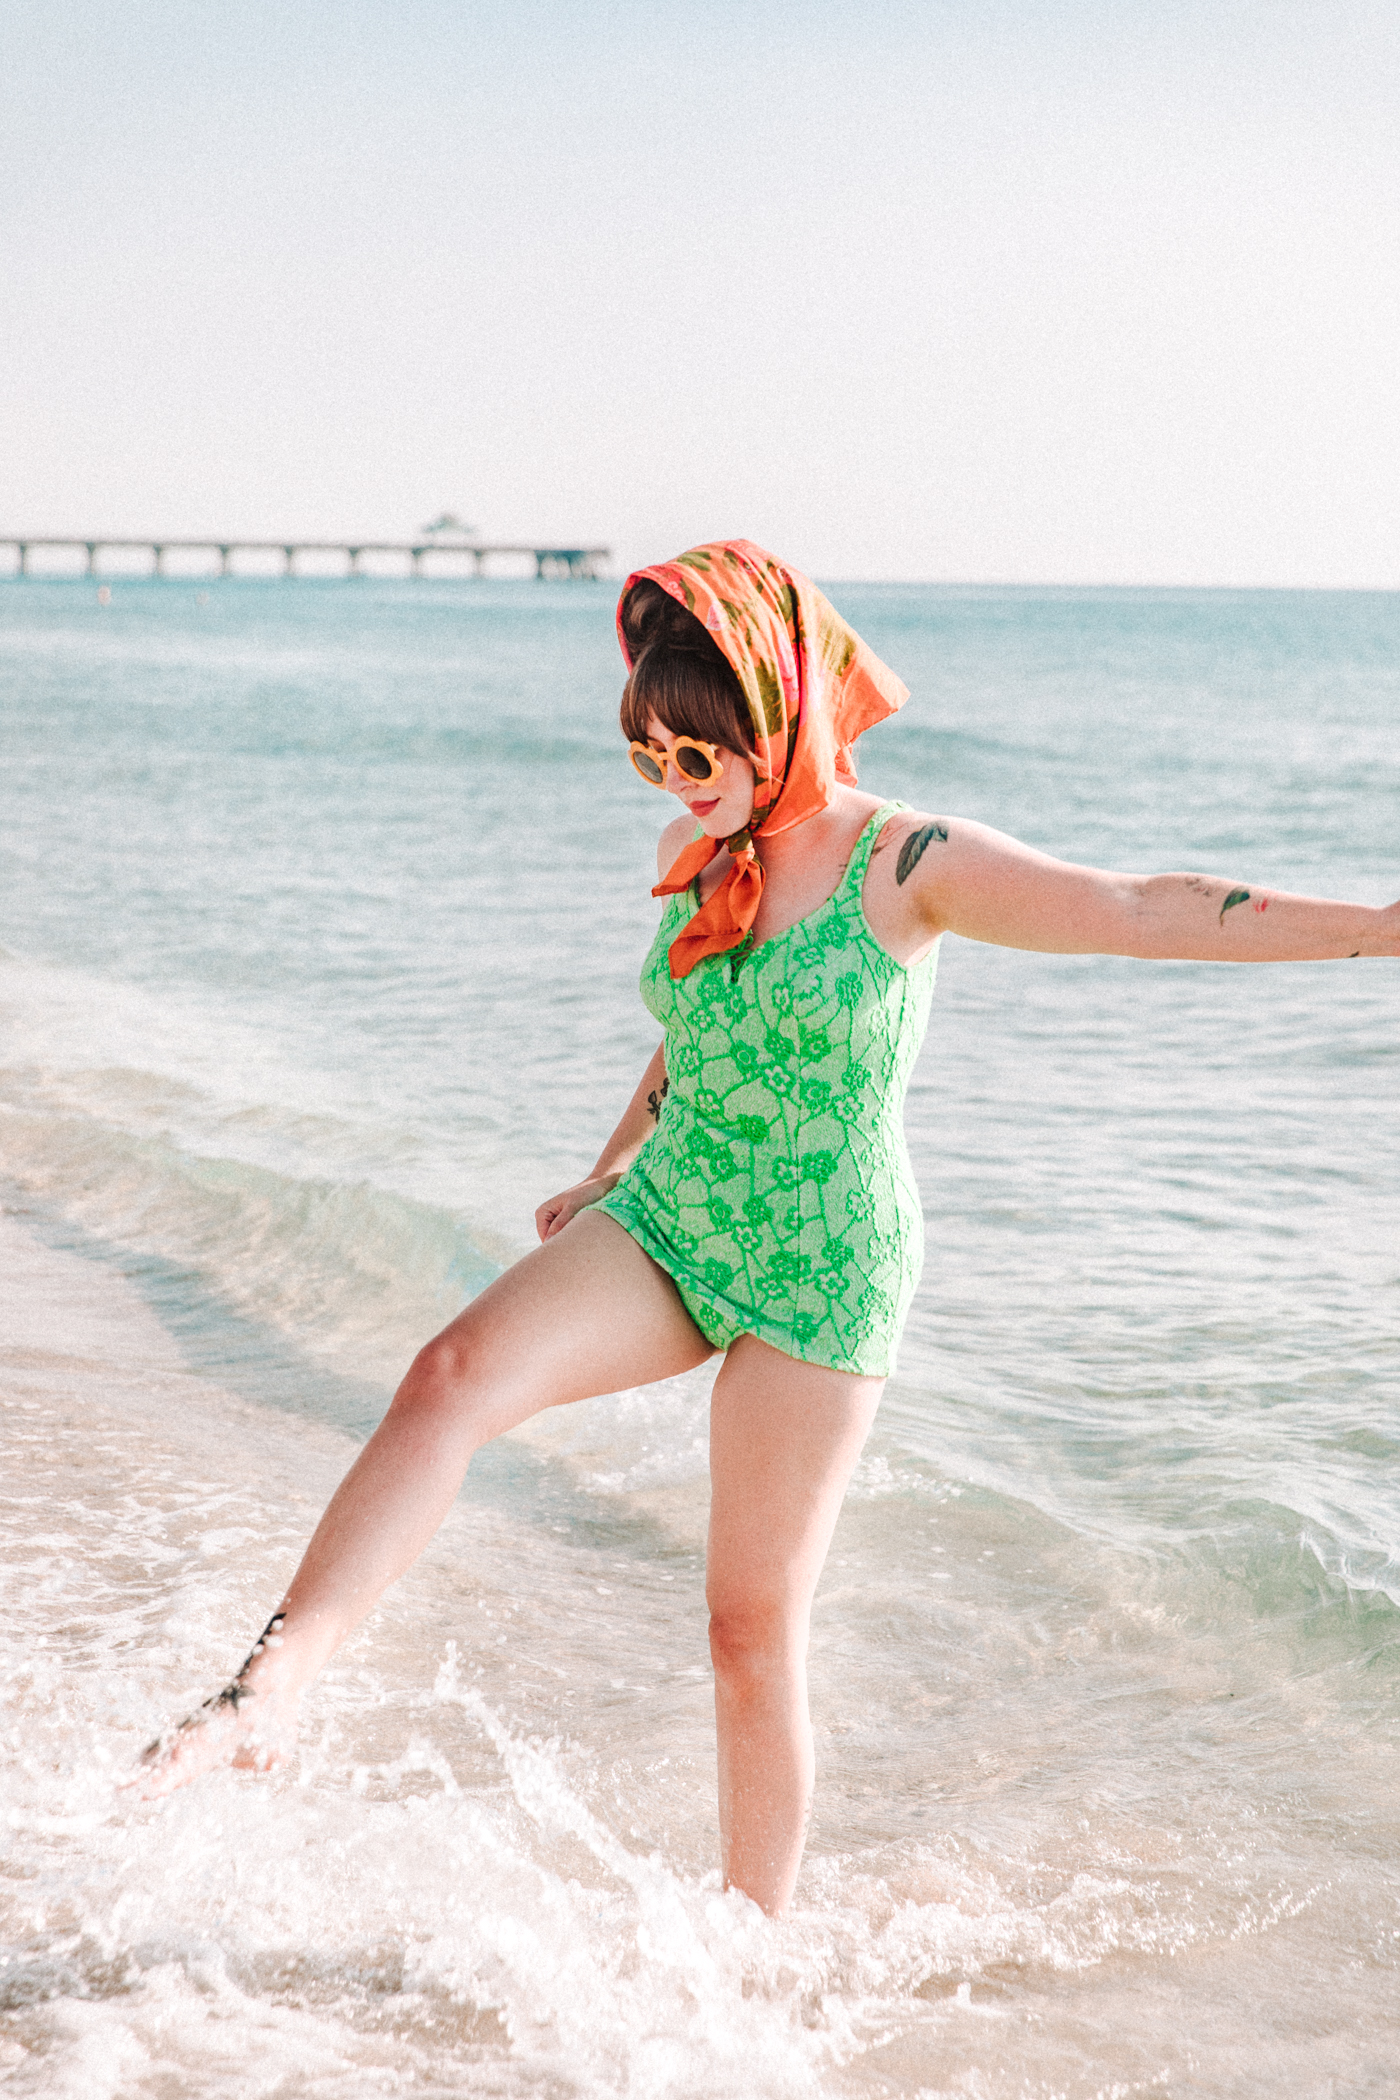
<box><xmin>676</xmin><ymin>744</ymin><xmax>717</xmax><ymax>782</ymax></box>
<box><xmin>631</xmin><ymin>748</ymin><xmax>666</xmax><ymax>784</ymax></box>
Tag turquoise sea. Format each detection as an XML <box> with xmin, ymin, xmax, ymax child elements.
<box><xmin>2</xmin><ymin>575</ymin><xmax>1397</xmax><ymax>2098</ymax></box>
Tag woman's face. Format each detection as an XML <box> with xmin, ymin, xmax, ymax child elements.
<box><xmin>643</xmin><ymin>714</ymin><xmax>757</xmax><ymax>838</ymax></box>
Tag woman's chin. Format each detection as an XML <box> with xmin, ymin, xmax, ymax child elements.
<box><xmin>686</xmin><ymin>800</ymin><xmax>751</xmax><ymax>839</ymax></box>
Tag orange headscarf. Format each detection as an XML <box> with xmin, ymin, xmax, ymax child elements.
<box><xmin>618</xmin><ymin>540</ymin><xmax>909</xmax><ymax>979</ymax></box>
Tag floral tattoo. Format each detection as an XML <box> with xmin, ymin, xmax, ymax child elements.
<box><xmin>1187</xmin><ymin>876</ymin><xmax>1268</xmax><ymax>927</ymax></box>
<box><xmin>647</xmin><ymin>1079</ymin><xmax>670</xmax><ymax>1123</ymax></box>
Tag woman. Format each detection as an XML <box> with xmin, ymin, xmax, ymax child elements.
<box><xmin>138</xmin><ymin>540</ymin><xmax>1398</xmax><ymax>1917</ymax></box>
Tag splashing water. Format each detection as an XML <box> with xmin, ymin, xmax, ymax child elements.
<box><xmin>3</xmin><ymin>579</ymin><xmax>1398</xmax><ymax>2095</ymax></box>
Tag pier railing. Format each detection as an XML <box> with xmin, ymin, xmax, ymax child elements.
<box><xmin>0</xmin><ymin>537</ymin><xmax>610</xmax><ymax>581</ymax></box>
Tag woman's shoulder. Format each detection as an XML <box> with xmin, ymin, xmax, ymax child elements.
<box><xmin>867</xmin><ymin>800</ymin><xmax>949</xmax><ymax>861</ymax></box>
<box><xmin>656</xmin><ymin>813</ymin><xmax>697</xmax><ymax>881</ymax></box>
<box><xmin>831</xmin><ymin>790</ymin><xmax>935</xmax><ymax>869</ymax></box>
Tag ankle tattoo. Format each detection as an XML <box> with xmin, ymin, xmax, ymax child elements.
<box><xmin>243</xmin><ymin>1611</ymin><xmax>288</xmax><ymax>1669</ymax></box>
<box><xmin>189</xmin><ymin>1612</ymin><xmax>289</xmax><ymax>1726</ymax></box>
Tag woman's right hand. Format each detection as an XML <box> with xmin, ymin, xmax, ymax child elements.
<box><xmin>535</xmin><ymin>1173</ymin><xmax>621</xmax><ymax>1243</ymax></box>
<box><xmin>536</xmin><ymin>1042</ymin><xmax>666</xmax><ymax>1243</ymax></box>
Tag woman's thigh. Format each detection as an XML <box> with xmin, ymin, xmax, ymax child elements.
<box><xmin>706</xmin><ymin>1336</ymin><xmax>884</xmax><ymax>1624</ymax></box>
<box><xmin>416</xmin><ymin>1209</ymin><xmax>716</xmax><ymax>1442</ymax></box>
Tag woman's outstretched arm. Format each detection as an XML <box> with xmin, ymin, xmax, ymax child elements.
<box><xmin>535</xmin><ymin>1041</ymin><xmax>668</xmax><ymax>1240</ymax></box>
<box><xmin>891</xmin><ymin>816</ymin><xmax>1400</xmax><ymax>961</ymax></box>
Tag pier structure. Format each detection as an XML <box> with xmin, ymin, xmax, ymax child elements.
<box><xmin>0</xmin><ymin>536</ymin><xmax>609</xmax><ymax>582</ymax></box>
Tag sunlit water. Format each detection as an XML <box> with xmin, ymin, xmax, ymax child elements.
<box><xmin>2</xmin><ymin>576</ymin><xmax>1397</xmax><ymax>2097</ymax></box>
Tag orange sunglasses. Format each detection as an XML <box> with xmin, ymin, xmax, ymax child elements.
<box><xmin>628</xmin><ymin>737</ymin><xmax>724</xmax><ymax>788</ymax></box>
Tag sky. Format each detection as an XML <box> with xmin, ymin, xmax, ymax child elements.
<box><xmin>2</xmin><ymin>0</ymin><xmax>1397</xmax><ymax>585</ymax></box>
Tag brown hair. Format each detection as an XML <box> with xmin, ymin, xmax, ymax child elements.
<box><xmin>618</xmin><ymin>578</ymin><xmax>752</xmax><ymax>752</ymax></box>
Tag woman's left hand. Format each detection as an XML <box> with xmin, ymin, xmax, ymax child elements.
<box><xmin>535</xmin><ymin>1174</ymin><xmax>621</xmax><ymax>1243</ymax></box>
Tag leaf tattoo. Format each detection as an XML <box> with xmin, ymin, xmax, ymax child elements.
<box><xmin>1218</xmin><ymin>888</ymin><xmax>1251</xmax><ymax>924</ymax></box>
<box><xmin>647</xmin><ymin>1079</ymin><xmax>670</xmax><ymax>1123</ymax></box>
<box><xmin>896</xmin><ymin>822</ymin><xmax>949</xmax><ymax>886</ymax></box>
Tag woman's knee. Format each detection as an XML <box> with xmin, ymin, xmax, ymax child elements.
<box><xmin>707</xmin><ymin>1594</ymin><xmax>800</xmax><ymax>1691</ymax></box>
<box><xmin>405</xmin><ymin>1329</ymin><xmax>466</xmax><ymax>1393</ymax></box>
<box><xmin>392</xmin><ymin>1326</ymin><xmax>492</xmax><ymax>1425</ymax></box>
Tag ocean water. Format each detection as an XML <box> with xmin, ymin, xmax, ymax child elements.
<box><xmin>1</xmin><ymin>575</ymin><xmax>1397</xmax><ymax>2099</ymax></box>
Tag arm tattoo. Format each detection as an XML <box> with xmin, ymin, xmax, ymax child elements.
<box><xmin>1218</xmin><ymin>887</ymin><xmax>1251</xmax><ymax>924</ymax></box>
<box><xmin>896</xmin><ymin>821</ymin><xmax>949</xmax><ymax>886</ymax></box>
<box><xmin>646</xmin><ymin>1079</ymin><xmax>669</xmax><ymax>1123</ymax></box>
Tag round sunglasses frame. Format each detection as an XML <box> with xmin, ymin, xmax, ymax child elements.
<box><xmin>628</xmin><ymin>736</ymin><xmax>724</xmax><ymax>788</ymax></box>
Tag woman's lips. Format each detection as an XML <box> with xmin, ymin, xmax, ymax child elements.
<box><xmin>686</xmin><ymin>797</ymin><xmax>721</xmax><ymax>817</ymax></box>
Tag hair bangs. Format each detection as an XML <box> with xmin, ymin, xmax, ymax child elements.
<box><xmin>621</xmin><ymin>651</ymin><xmax>751</xmax><ymax>752</ymax></box>
<box><xmin>618</xmin><ymin>578</ymin><xmax>753</xmax><ymax>753</ymax></box>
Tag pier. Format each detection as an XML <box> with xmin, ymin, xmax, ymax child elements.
<box><xmin>0</xmin><ymin>535</ymin><xmax>610</xmax><ymax>581</ymax></box>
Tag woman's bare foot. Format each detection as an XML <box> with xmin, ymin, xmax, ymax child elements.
<box><xmin>127</xmin><ymin>1613</ymin><xmax>301</xmax><ymax>1801</ymax></box>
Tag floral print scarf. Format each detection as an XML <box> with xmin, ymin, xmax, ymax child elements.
<box><xmin>617</xmin><ymin>539</ymin><xmax>909</xmax><ymax>978</ymax></box>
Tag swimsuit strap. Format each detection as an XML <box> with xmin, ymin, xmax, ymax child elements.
<box><xmin>839</xmin><ymin>800</ymin><xmax>908</xmax><ymax>898</ymax></box>
<box><xmin>676</xmin><ymin>801</ymin><xmax>906</xmax><ymax>922</ymax></box>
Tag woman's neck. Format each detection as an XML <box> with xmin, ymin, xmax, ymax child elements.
<box><xmin>752</xmin><ymin>786</ymin><xmax>882</xmax><ymax>871</ymax></box>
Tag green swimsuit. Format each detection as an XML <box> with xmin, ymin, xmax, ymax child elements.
<box><xmin>596</xmin><ymin>803</ymin><xmax>939</xmax><ymax>1377</ymax></box>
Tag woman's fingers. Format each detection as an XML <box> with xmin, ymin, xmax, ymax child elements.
<box><xmin>535</xmin><ymin>1176</ymin><xmax>622</xmax><ymax>1242</ymax></box>
<box><xmin>537</xmin><ymin>1192</ymin><xmax>585</xmax><ymax>1239</ymax></box>
<box><xmin>546</xmin><ymin>1192</ymin><xmax>591</xmax><ymax>1237</ymax></box>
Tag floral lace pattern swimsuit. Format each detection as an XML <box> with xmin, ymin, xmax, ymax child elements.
<box><xmin>597</xmin><ymin>804</ymin><xmax>939</xmax><ymax>1377</ymax></box>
